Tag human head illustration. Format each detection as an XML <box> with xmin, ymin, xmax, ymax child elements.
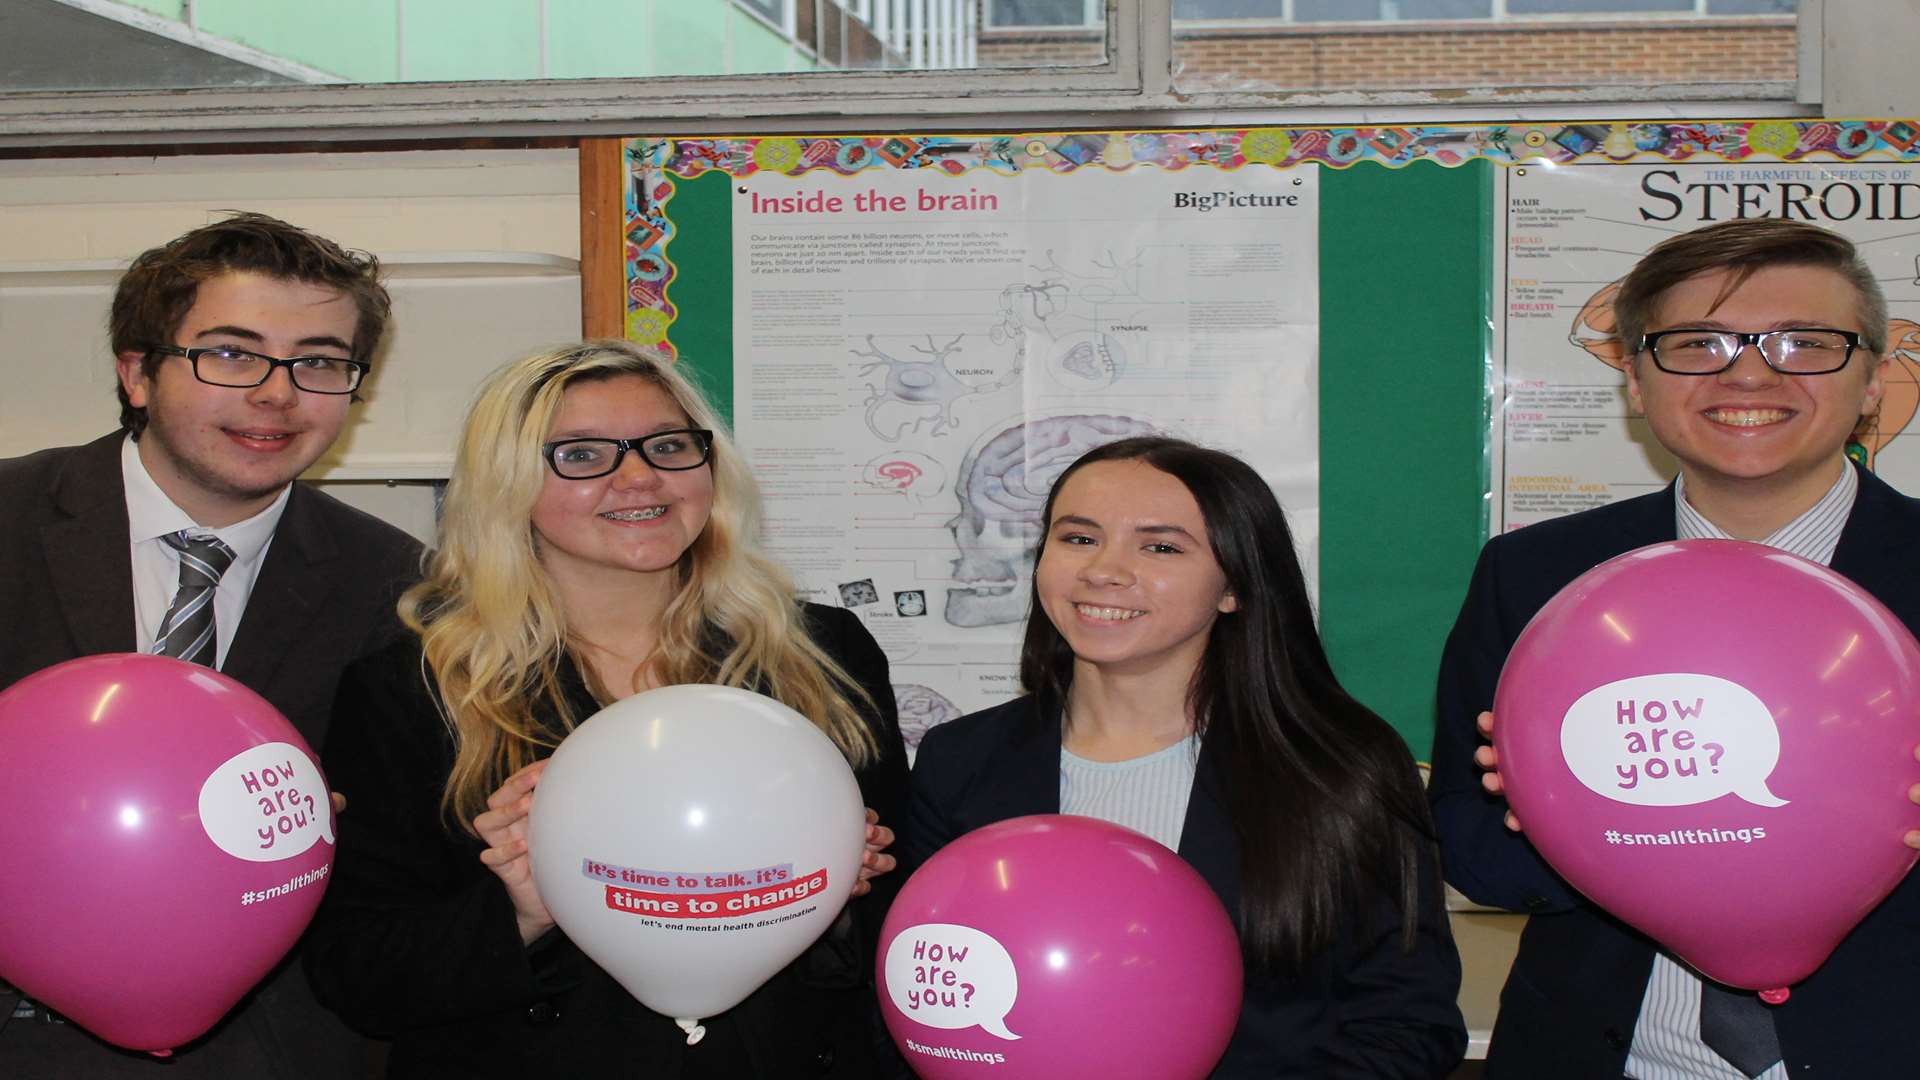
<box><xmin>945</xmin><ymin>413</ymin><xmax>1159</xmax><ymax>627</ymax></box>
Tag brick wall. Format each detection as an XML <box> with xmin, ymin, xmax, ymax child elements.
<box><xmin>978</xmin><ymin>18</ymin><xmax>1796</xmax><ymax>91</ymax></box>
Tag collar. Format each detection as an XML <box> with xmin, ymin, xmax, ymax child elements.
<box><xmin>121</xmin><ymin>433</ymin><xmax>290</xmax><ymax>565</ymax></box>
<box><xmin>1674</xmin><ymin>461</ymin><xmax>1857</xmax><ymax>565</ymax></box>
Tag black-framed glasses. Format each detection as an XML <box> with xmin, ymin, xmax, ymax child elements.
<box><xmin>150</xmin><ymin>345</ymin><xmax>368</xmax><ymax>394</ymax></box>
<box><xmin>543</xmin><ymin>429</ymin><xmax>714</xmax><ymax>479</ymax></box>
<box><xmin>1638</xmin><ymin>328</ymin><xmax>1862</xmax><ymax>376</ymax></box>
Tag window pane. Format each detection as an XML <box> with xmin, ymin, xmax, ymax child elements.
<box><xmin>1174</xmin><ymin>0</ymin><xmax>1283</xmax><ymax>19</ymax></box>
<box><xmin>1294</xmin><ymin>0</ymin><xmax>1491</xmax><ymax>20</ymax></box>
<box><xmin>987</xmin><ymin>0</ymin><xmax>1096</xmax><ymax>26</ymax></box>
<box><xmin>1506</xmin><ymin>0</ymin><xmax>1692</xmax><ymax>13</ymax></box>
<box><xmin>980</xmin><ymin>0</ymin><xmax>1109</xmax><ymax>67</ymax></box>
<box><xmin>1176</xmin><ymin>0</ymin><xmax>1796</xmax><ymax>93</ymax></box>
<box><xmin>1</xmin><ymin>0</ymin><xmax>1106</xmax><ymax>93</ymax></box>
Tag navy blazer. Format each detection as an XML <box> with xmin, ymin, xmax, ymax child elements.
<box><xmin>0</xmin><ymin>432</ymin><xmax>423</xmax><ymax>1079</ymax></box>
<box><xmin>909</xmin><ymin>696</ymin><xmax>1466</xmax><ymax>1079</ymax></box>
<box><xmin>1429</xmin><ymin>465</ymin><xmax>1920</xmax><ymax>1078</ymax></box>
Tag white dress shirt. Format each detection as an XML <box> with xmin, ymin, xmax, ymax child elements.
<box><xmin>122</xmin><ymin>434</ymin><xmax>290</xmax><ymax>670</ymax></box>
<box><xmin>1623</xmin><ymin>463</ymin><xmax>1857</xmax><ymax>1080</ymax></box>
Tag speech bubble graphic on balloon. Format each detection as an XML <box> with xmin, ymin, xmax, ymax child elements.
<box><xmin>883</xmin><ymin>922</ymin><xmax>1021</xmax><ymax>1041</ymax></box>
<box><xmin>1560</xmin><ymin>673</ymin><xmax>1787</xmax><ymax>808</ymax></box>
<box><xmin>197</xmin><ymin>742</ymin><xmax>335</xmax><ymax>861</ymax></box>
<box><xmin>879</xmin><ymin>816</ymin><xmax>1241</xmax><ymax>1079</ymax></box>
<box><xmin>1496</xmin><ymin>539</ymin><xmax>1920</xmax><ymax>992</ymax></box>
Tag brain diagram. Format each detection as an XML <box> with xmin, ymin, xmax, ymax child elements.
<box><xmin>861</xmin><ymin>451</ymin><xmax>948</xmax><ymax>503</ymax></box>
<box><xmin>894</xmin><ymin>684</ymin><xmax>963</xmax><ymax>752</ymax></box>
<box><xmin>945</xmin><ymin>413</ymin><xmax>1161</xmax><ymax>628</ymax></box>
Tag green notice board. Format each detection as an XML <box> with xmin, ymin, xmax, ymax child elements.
<box><xmin>651</xmin><ymin>156</ymin><xmax>1492</xmax><ymax>757</ymax></box>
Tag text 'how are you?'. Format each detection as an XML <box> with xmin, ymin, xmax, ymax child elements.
<box><xmin>1496</xmin><ymin>540</ymin><xmax>1920</xmax><ymax>993</ymax></box>
<box><xmin>0</xmin><ymin>655</ymin><xmax>336</xmax><ymax>1053</ymax></box>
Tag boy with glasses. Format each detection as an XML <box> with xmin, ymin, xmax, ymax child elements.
<box><xmin>0</xmin><ymin>213</ymin><xmax>422</xmax><ymax>1077</ymax></box>
<box><xmin>1431</xmin><ymin>217</ymin><xmax>1920</xmax><ymax>1079</ymax></box>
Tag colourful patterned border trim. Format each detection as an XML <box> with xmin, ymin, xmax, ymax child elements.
<box><xmin>621</xmin><ymin>120</ymin><xmax>1920</xmax><ymax>348</ymax></box>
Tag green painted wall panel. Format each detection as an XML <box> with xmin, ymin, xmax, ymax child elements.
<box><xmin>662</xmin><ymin>171</ymin><xmax>736</xmax><ymax>423</ymax></box>
<box><xmin>548</xmin><ymin>0</ymin><xmax>658</xmax><ymax>79</ymax></box>
<box><xmin>1317</xmin><ymin>159</ymin><xmax>1492</xmax><ymax>755</ymax></box>
<box><xmin>196</xmin><ymin>0</ymin><xmax>400</xmax><ymax>82</ymax></box>
<box><xmin>403</xmin><ymin>0</ymin><xmax>539</xmax><ymax>81</ymax></box>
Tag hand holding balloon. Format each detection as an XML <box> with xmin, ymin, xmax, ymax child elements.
<box><xmin>475</xmin><ymin>760</ymin><xmax>555</xmax><ymax>944</ymax></box>
<box><xmin>1472</xmin><ymin>711</ymin><xmax>1523</xmax><ymax>834</ymax></box>
<box><xmin>1494</xmin><ymin>539</ymin><xmax>1920</xmax><ymax>991</ymax></box>
<box><xmin>854</xmin><ymin>808</ymin><xmax>896</xmax><ymax>898</ymax></box>
<box><xmin>1908</xmin><ymin>743</ymin><xmax>1920</xmax><ymax>851</ymax></box>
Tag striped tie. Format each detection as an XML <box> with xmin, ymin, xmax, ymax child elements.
<box><xmin>152</xmin><ymin>531</ymin><xmax>236</xmax><ymax>668</ymax></box>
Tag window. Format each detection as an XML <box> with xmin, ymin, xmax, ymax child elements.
<box><xmin>1166</xmin><ymin>0</ymin><xmax>1799</xmax><ymax>93</ymax></box>
<box><xmin>0</xmin><ymin>0</ymin><xmax>1838</xmax><ymax>143</ymax></box>
<box><xmin>988</xmin><ymin>0</ymin><xmax>1106</xmax><ymax>27</ymax></box>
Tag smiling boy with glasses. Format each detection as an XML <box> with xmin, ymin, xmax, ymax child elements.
<box><xmin>1431</xmin><ymin>218</ymin><xmax>1920</xmax><ymax>1079</ymax></box>
<box><xmin>0</xmin><ymin>212</ymin><xmax>422</xmax><ymax>1078</ymax></box>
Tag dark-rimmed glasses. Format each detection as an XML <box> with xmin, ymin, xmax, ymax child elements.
<box><xmin>544</xmin><ymin>429</ymin><xmax>714</xmax><ymax>479</ymax></box>
<box><xmin>149</xmin><ymin>345</ymin><xmax>367</xmax><ymax>394</ymax></box>
<box><xmin>1638</xmin><ymin>329</ymin><xmax>1863</xmax><ymax>376</ymax></box>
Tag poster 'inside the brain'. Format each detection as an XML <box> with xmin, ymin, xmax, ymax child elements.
<box><xmin>1496</xmin><ymin>159</ymin><xmax>1920</xmax><ymax>532</ymax></box>
<box><xmin>731</xmin><ymin>160</ymin><xmax>1321</xmax><ymax>737</ymax></box>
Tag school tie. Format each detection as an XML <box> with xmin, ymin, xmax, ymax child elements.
<box><xmin>151</xmin><ymin>531</ymin><xmax>236</xmax><ymax>668</ymax></box>
<box><xmin>1699</xmin><ymin>981</ymin><xmax>1781</xmax><ymax>1078</ymax></box>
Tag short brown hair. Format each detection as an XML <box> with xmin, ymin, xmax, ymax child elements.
<box><xmin>1614</xmin><ymin>218</ymin><xmax>1888</xmax><ymax>363</ymax></box>
<box><xmin>110</xmin><ymin>212</ymin><xmax>390</xmax><ymax>435</ymax></box>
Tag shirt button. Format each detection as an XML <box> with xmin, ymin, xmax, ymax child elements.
<box><xmin>1603</xmin><ymin>1027</ymin><xmax>1627</xmax><ymax>1050</ymax></box>
<box><xmin>526</xmin><ymin>1000</ymin><xmax>560</xmax><ymax>1025</ymax></box>
<box><xmin>812</xmin><ymin>1045</ymin><xmax>836</xmax><ymax>1073</ymax></box>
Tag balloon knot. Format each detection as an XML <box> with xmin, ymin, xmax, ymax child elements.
<box><xmin>1759</xmin><ymin>987</ymin><xmax>1790</xmax><ymax>1006</ymax></box>
<box><xmin>148</xmin><ymin>1050</ymin><xmax>174</xmax><ymax>1059</ymax></box>
<box><xmin>676</xmin><ymin>1018</ymin><xmax>707</xmax><ymax>1046</ymax></box>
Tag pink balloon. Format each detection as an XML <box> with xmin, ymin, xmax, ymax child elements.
<box><xmin>0</xmin><ymin>654</ymin><xmax>335</xmax><ymax>1052</ymax></box>
<box><xmin>879</xmin><ymin>815</ymin><xmax>1242</xmax><ymax>1079</ymax></box>
<box><xmin>1496</xmin><ymin>539</ymin><xmax>1920</xmax><ymax>991</ymax></box>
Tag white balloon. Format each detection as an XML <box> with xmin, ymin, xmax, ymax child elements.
<box><xmin>527</xmin><ymin>684</ymin><xmax>866</xmax><ymax>1038</ymax></box>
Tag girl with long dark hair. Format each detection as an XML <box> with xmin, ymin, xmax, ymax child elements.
<box><xmin>906</xmin><ymin>436</ymin><xmax>1464</xmax><ymax>1078</ymax></box>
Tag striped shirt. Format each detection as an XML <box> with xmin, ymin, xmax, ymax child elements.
<box><xmin>1623</xmin><ymin>463</ymin><xmax>1857</xmax><ymax>1080</ymax></box>
<box><xmin>1059</xmin><ymin>733</ymin><xmax>1202</xmax><ymax>851</ymax></box>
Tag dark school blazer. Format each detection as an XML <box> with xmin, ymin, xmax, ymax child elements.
<box><xmin>908</xmin><ymin>695</ymin><xmax>1467</xmax><ymax>1079</ymax></box>
<box><xmin>306</xmin><ymin>604</ymin><xmax>910</xmax><ymax>1079</ymax></box>
<box><xmin>1428</xmin><ymin>464</ymin><xmax>1920</xmax><ymax>1078</ymax></box>
<box><xmin>0</xmin><ymin>431</ymin><xmax>423</xmax><ymax>1079</ymax></box>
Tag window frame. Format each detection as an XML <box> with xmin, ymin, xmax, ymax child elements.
<box><xmin>0</xmin><ymin>0</ymin><xmax>1835</xmax><ymax>147</ymax></box>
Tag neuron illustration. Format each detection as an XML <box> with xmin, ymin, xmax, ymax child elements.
<box><xmin>990</xmin><ymin>249</ymin><xmax>1148</xmax><ymax>390</ymax></box>
<box><xmin>854</xmin><ymin>334</ymin><xmax>1022</xmax><ymax>442</ymax></box>
<box><xmin>991</xmin><ymin>280</ymin><xmax>1070</xmax><ymax>346</ymax></box>
<box><xmin>895</xmin><ymin>684</ymin><xmax>963</xmax><ymax>753</ymax></box>
<box><xmin>945</xmin><ymin>413</ymin><xmax>1161</xmax><ymax>628</ymax></box>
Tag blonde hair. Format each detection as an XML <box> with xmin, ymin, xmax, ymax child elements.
<box><xmin>402</xmin><ymin>340</ymin><xmax>878</xmax><ymax>829</ymax></box>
